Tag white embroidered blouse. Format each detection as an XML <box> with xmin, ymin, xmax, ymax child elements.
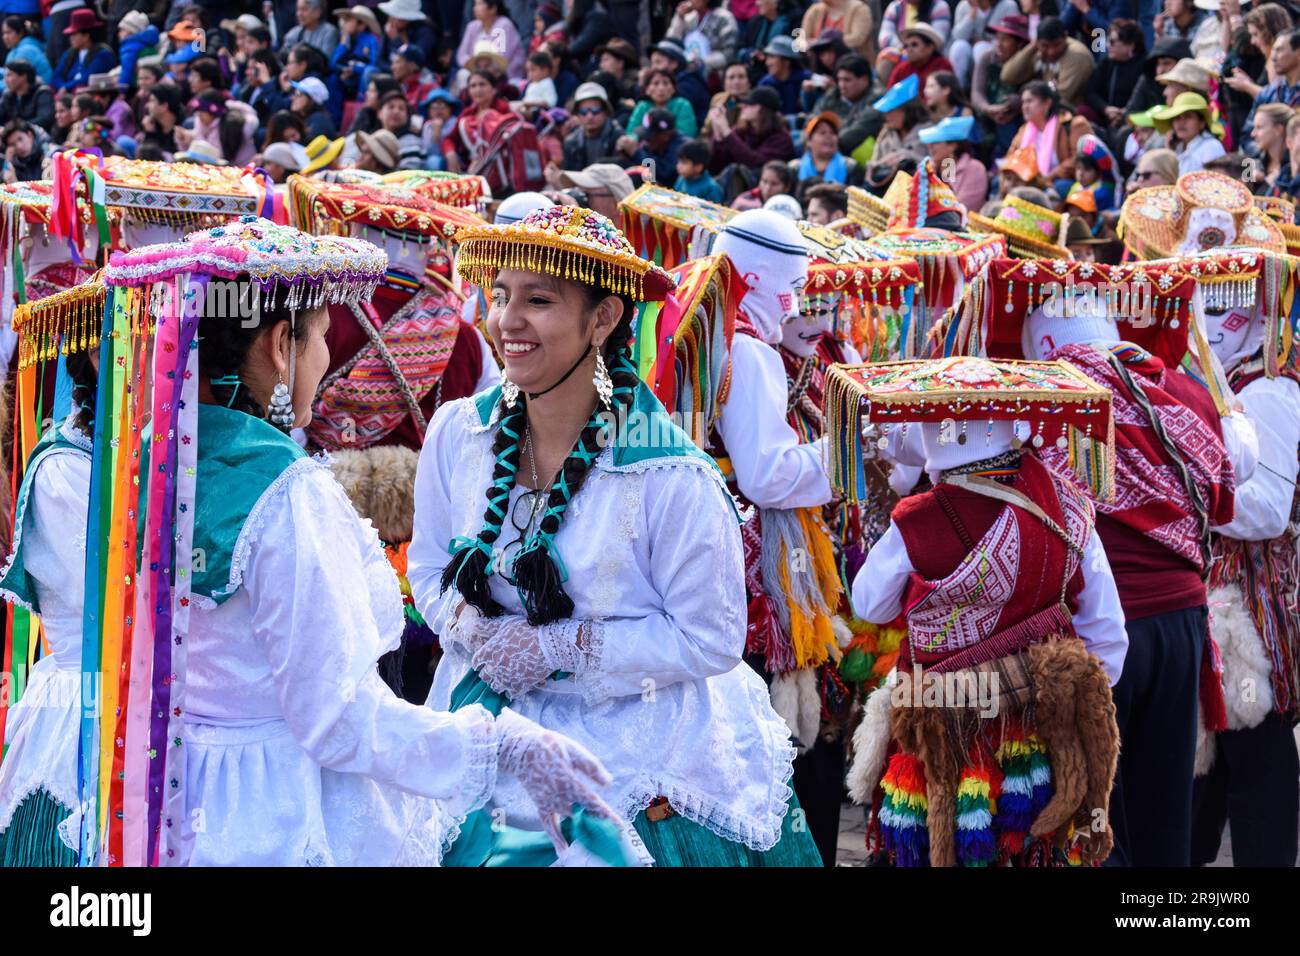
<box><xmin>408</xmin><ymin>395</ymin><xmax>799</xmax><ymax>851</ymax></box>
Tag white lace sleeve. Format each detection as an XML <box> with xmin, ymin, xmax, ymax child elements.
<box><xmin>245</xmin><ymin>463</ymin><xmax>497</xmax><ymax>814</ymax></box>
<box><xmin>577</xmin><ymin>464</ymin><xmax>746</xmax><ymax>704</ymax></box>
<box><xmin>408</xmin><ymin>398</ymin><xmax>474</xmax><ymax>637</ymax></box>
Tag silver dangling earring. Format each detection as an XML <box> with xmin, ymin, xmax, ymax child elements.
<box><xmin>502</xmin><ymin>378</ymin><xmax>520</xmax><ymax>408</ymax></box>
<box><xmin>267</xmin><ymin>313</ymin><xmax>296</xmax><ymax>431</ymax></box>
<box><xmin>593</xmin><ymin>350</ymin><xmax>613</xmax><ymax>409</ymax></box>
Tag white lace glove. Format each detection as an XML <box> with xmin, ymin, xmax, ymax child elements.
<box><xmin>494</xmin><ymin>707</ymin><xmax>617</xmax><ymax>853</ymax></box>
<box><xmin>470</xmin><ymin>615</ymin><xmax>587</xmax><ymax>699</ymax></box>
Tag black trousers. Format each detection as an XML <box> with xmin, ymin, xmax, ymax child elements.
<box><xmin>1106</xmin><ymin>605</ymin><xmax>1206</xmax><ymax>867</ymax></box>
<box><xmin>1191</xmin><ymin>711</ymin><xmax>1299</xmax><ymax>867</ymax></box>
<box><xmin>791</xmin><ymin>736</ymin><xmax>844</xmax><ymax>868</ymax></box>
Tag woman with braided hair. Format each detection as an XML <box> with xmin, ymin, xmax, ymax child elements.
<box><xmin>409</xmin><ymin>206</ymin><xmax>819</xmax><ymax>865</ymax></box>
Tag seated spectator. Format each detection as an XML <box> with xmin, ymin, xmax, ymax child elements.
<box><xmin>813</xmin><ymin>53</ymin><xmax>881</xmax><ymax>162</ymax></box>
<box><xmin>187</xmin><ymin>57</ymin><xmax>223</xmax><ymax>99</ymax></box>
<box><xmin>71</xmin><ymin>114</ymin><xmax>119</xmax><ymax>156</ymax></box>
<box><xmin>803</xmin><ymin>0</ymin><xmax>877</xmax><ymax>63</ymax></box>
<box><xmin>376</xmin><ymin>4</ymin><xmax>434</xmax><ymax>68</ymax></box>
<box><xmin>864</xmin><ymin>73</ymin><xmax>927</xmax><ymax>187</ymax></box>
<box><xmin>1007</xmin><ymin>80</ymin><xmax>1094</xmax><ymax>188</ymax></box>
<box><xmin>343</xmin><ymin>88</ymin><xmax>425</xmax><ymax>168</ymax></box>
<box><xmin>187</xmin><ymin>90</ymin><xmax>258</xmax><ymax>166</ymax></box>
<box><xmin>628</xmin><ymin>68</ymin><xmax>698</xmax><ymax>138</ymax></box>
<box><xmin>947</xmin><ymin>0</ymin><xmax>1019</xmax><ymax>86</ymax></box>
<box><xmin>138</xmin><ymin>82</ymin><xmax>184</xmax><ymax>158</ymax></box>
<box><xmin>442</xmin><ymin>67</ymin><xmax>511</xmax><ymax>172</ymax></box>
<box><xmin>530</xmin><ymin>3</ymin><xmax>568</xmax><ymax>55</ymax></box>
<box><xmin>742</xmin><ymin>0</ymin><xmax>797</xmax><ymax>63</ymax></box>
<box><xmin>392</xmin><ymin>44</ymin><xmax>437</xmax><ymax>111</ymax></box>
<box><xmin>645</xmin><ymin>38</ymin><xmax>711</xmax><ymax>124</ymax></box>
<box><xmin>1067</xmin><ymin>134</ymin><xmax>1123</xmax><ymax>210</ymax></box>
<box><xmin>353</xmin><ymin>128</ymin><xmax>401</xmax><ymax>173</ymax></box>
<box><xmin>1063</xmin><ymin>211</ymin><xmax>1108</xmax><ymax>261</ymax></box>
<box><xmin>420</xmin><ymin>88</ymin><xmax>460</xmax><ymax>167</ymax></box>
<box><xmin>260</xmin><ymin>140</ymin><xmax>309</xmax><ymax>182</ymax></box>
<box><xmin>517</xmin><ymin>50</ymin><xmax>558</xmax><ymax>115</ymax></box>
<box><xmin>667</xmin><ymin>0</ymin><xmax>740</xmax><ymax>73</ymax></box>
<box><xmin>756</xmin><ymin>34</ymin><xmax>810</xmax><ymax>116</ymax></box>
<box><xmin>284</xmin><ymin>0</ymin><xmax>340</xmax><ymax>59</ymax></box>
<box><xmin>49</xmin><ymin>91</ymin><xmax>72</xmax><ymax>146</ymax></box>
<box><xmin>3</xmin><ymin>15</ymin><xmax>50</xmax><ymax>86</ymax></box>
<box><xmin>594</xmin><ymin>37</ymin><xmax>639</xmax><ymax>108</ymax></box>
<box><xmin>878</xmin><ymin>0</ymin><xmax>952</xmax><ymax>79</ymax></box>
<box><xmin>1087</xmin><ymin>20</ymin><xmax>1146</xmax><ymax>131</ymax></box>
<box><xmin>541</xmin><ymin>38</ymin><xmax>579</xmax><ymax>106</ymax></box>
<box><xmin>549</xmin><ymin>161</ymin><xmax>635</xmax><ymax>223</ymax></box>
<box><xmin>702</xmin><ymin>61</ymin><xmax>751</xmax><ymax>137</ymax></box>
<box><xmin>81</xmin><ymin>72</ymin><xmax>134</xmax><ymax>141</ymax></box>
<box><xmin>674</xmin><ymin>137</ymin><xmax>724</xmax><ymax>201</ymax></box>
<box><xmin>804</xmin><ymin>181</ymin><xmax>849</xmax><ymax>223</ymax></box>
<box><xmin>241</xmin><ymin>50</ymin><xmax>288</xmax><ymax>124</ymax></box>
<box><xmin>1124</xmin><ymin>36</ymin><xmax>1188</xmax><ymax>117</ymax></box>
<box><xmin>1156</xmin><ymin>57</ymin><xmax>1211</xmax><ymax>105</ymax></box>
<box><xmin>52</xmin><ymin>8</ymin><xmax>116</xmax><ymax>93</ymax></box>
<box><xmin>973</xmin><ymin>13</ymin><xmax>1030</xmax><ymax>156</ymax></box>
<box><xmin>332</xmin><ymin>5</ymin><xmax>382</xmax><ymax>101</ymax></box>
<box><xmin>1061</xmin><ymin>0</ymin><xmax>1140</xmax><ymax>48</ymax></box>
<box><xmin>283</xmin><ymin>43</ymin><xmax>342</xmax><ymax>126</ymax></box>
<box><xmin>0</xmin><ymin>59</ymin><xmax>52</xmax><ymax>131</ymax></box>
<box><xmin>706</xmin><ymin>85</ymin><xmax>796</xmax><ymax>176</ymax></box>
<box><xmin>923</xmin><ymin>70</ymin><xmax>975</xmax><ymax>128</ymax></box>
<box><xmin>618</xmin><ymin>106</ymin><xmax>686</xmax><ymax>174</ymax></box>
<box><xmin>348</xmin><ymin>74</ymin><xmax>400</xmax><ymax>134</ymax></box>
<box><xmin>1127</xmin><ymin>144</ymin><xmax>1179</xmax><ymax>191</ymax></box>
<box><xmin>2</xmin><ymin>118</ymin><xmax>45</xmax><ymax>181</ymax></box>
<box><xmin>1152</xmin><ymin>90</ymin><xmax>1226</xmax><ymax>172</ymax></box>
<box><xmin>731</xmin><ymin>157</ymin><xmax>796</xmax><ymax>208</ymax></box>
<box><xmin>290</xmin><ymin>76</ymin><xmax>338</xmax><ymax>141</ymax></box>
<box><xmin>1251</xmin><ymin>102</ymin><xmax>1296</xmax><ymax>193</ymax></box>
<box><xmin>1154</xmin><ymin>0</ymin><xmax>1208</xmax><ymax>44</ymax></box>
<box><xmin>456</xmin><ymin>0</ymin><xmax>525</xmax><ymax>82</ymax></box>
<box><xmin>801</xmin><ymin>30</ymin><xmax>851</xmax><ymax>113</ymax></box>
<box><xmin>793</xmin><ymin>111</ymin><xmax>864</xmax><ymax>188</ymax></box>
<box><xmin>1224</xmin><ymin>5</ymin><xmax>1294</xmax><ymax>105</ymax></box>
<box><xmin>886</xmin><ymin>23</ymin><xmax>955</xmax><ymax>88</ymax></box>
<box><xmin>1239</xmin><ymin>28</ymin><xmax>1300</xmax><ymax>156</ymax></box>
<box><xmin>556</xmin><ymin>80</ymin><xmax>623</xmax><ymax>173</ymax></box>
<box><xmin>1276</xmin><ymin>111</ymin><xmax>1300</xmax><ymax>201</ymax></box>
<box><xmin>921</xmin><ymin>114</ymin><xmax>989</xmax><ymax>210</ymax></box>
<box><xmin>1000</xmin><ymin>16</ymin><xmax>1095</xmax><ymax>109</ymax></box>
<box><xmin>163</xmin><ymin>42</ymin><xmax>200</xmax><ymax>99</ymax></box>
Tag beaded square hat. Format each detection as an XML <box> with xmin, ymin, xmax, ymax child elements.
<box><xmin>825</xmin><ymin>356</ymin><xmax>1114</xmax><ymax>500</ymax></box>
<box><xmin>968</xmin><ymin>195</ymin><xmax>1071</xmax><ymax>260</ymax></box>
<box><xmin>455</xmin><ymin>205</ymin><xmax>675</xmax><ymax>301</ymax></box>
<box><xmin>10</xmin><ymin>271</ymin><xmax>107</xmax><ymax>370</ymax></box>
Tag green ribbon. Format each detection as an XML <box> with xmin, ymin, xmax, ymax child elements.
<box><xmin>440</xmin><ymin>670</ymin><xmax>634</xmax><ymax>867</ymax></box>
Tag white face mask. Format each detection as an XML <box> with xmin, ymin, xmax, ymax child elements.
<box><xmin>1022</xmin><ymin>300</ymin><xmax>1120</xmax><ymax>360</ymax></box>
<box><xmin>714</xmin><ymin>209</ymin><xmax>809</xmax><ymax>345</ymax></box>
<box><xmin>1203</xmin><ymin>302</ymin><xmax>1258</xmax><ymax>370</ymax></box>
<box><xmin>737</xmin><ymin>260</ymin><xmax>806</xmax><ymax>344</ymax></box>
<box><xmin>781</xmin><ymin>295</ymin><xmax>835</xmax><ymax>356</ymax></box>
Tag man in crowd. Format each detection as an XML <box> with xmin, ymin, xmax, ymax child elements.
<box><xmin>283</xmin><ymin>0</ymin><xmax>340</xmax><ymax>57</ymax></box>
<box><xmin>0</xmin><ymin>59</ymin><xmax>53</xmax><ymax>130</ymax></box>
<box><xmin>558</xmin><ymin>81</ymin><xmax>623</xmax><ymax>172</ymax></box>
<box><xmin>1000</xmin><ymin>15</ymin><xmax>1094</xmax><ymax>107</ymax></box>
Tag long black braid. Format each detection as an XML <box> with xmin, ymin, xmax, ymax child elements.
<box><xmin>442</xmin><ymin>284</ymin><xmax>641</xmax><ymax>625</ymax></box>
<box><xmin>66</xmin><ymin>348</ymin><xmax>97</xmax><ymax>436</ymax></box>
<box><xmin>200</xmin><ymin>300</ymin><xmax>308</xmax><ymax>418</ymax></box>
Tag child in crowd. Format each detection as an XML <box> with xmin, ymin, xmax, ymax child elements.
<box><xmin>674</xmin><ymin>138</ymin><xmax>724</xmax><ymax>201</ymax></box>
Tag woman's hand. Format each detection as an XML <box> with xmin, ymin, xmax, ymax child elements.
<box><xmin>615</xmin><ymin>133</ymin><xmax>638</xmax><ymax>155</ymax></box>
<box><xmin>494</xmin><ymin>708</ymin><xmax>616</xmax><ymax>852</ymax></box>
<box><xmin>1104</xmin><ymin>105</ymin><xmax>1125</xmax><ymax>125</ymax></box>
<box><xmin>470</xmin><ymin>616</ymin><xmax>586</xmax><ymax>699</ymax></box>
<box><xmin>1225</xmin><ymin>67</ymin><xmax>1258</xmax><ymax>96</ymax></box>
<box><xmin>708</xmin><ymin>105</ymin><xmax>731</xmax><ymax>138</ymax></box>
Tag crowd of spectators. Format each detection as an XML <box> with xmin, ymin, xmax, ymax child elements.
<box><xmin>0</xmin><ymin>0</ymin><xmax>1293</xmax><ymax>240</ymax></box>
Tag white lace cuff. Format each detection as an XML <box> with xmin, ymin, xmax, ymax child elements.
<box><xmin>572</xmin><ymin>619</ymin><xmax>618</xmax><ymax>705</ymax></box>
<box><xmin>443</xmin><ymin>703</ymin><xmax>499</xmax><ymax>817</ymax></box>
<box><xmin>537</xmin><ymin>618</ymin><xmax>585</xmax><ymax>675</ymax></box>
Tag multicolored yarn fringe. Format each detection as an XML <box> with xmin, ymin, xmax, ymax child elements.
<box><xmin>954</xmin><ymin>748</ymin><xmax>999</xmax><ymax>866</ymax></box>
<box><xmin>632</xmin><ymin>253</ymin><xmax>743</xmax><ymax>447</ymax></box>
<box><xmin>877</xmin><ymin>752</ymin><xmax>929</xmax><ymax>867</ymax></box>
<box><xmin>992</xmin><ymin>721</ymin><xmax>1053</xmax><ymax>859</ymax></box>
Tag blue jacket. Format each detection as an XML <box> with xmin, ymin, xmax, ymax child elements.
<box><xmin>674</xmin><ymin>171</ymin><xmax>724</xmax><ymax>204</ymax></box>
<box><xmin>118</xmin><ymin>26</ymin><xmax>160</xmax><ymax>89</ymax></box>
<box><xmin>759</xmin><ymin>69</ymin><xmax>811</xmax><ymax>117</ymax></box>
<box><xmin>0</xmin><ymin>0</ymin><xmax>40</xmax><ymax>16</ymax></box>
<box><xmin>52</xmin><ymin>44</ymin><xmax>117</xmax><ymax>93</ymax></box>
<box><xmin>331</xmin><ymin>32</ymin><xmax>381</xmax><ymax>72</ymax></box>
<box><xmin>5</xmin><ymin>36</ymin><xmax>50</xmax><ymax>86</ymax></box>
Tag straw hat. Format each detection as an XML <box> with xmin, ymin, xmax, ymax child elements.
<box><xmin>303</xmin><ymin>134</ymin><xmax>345</xmax><ymax>174</ymax></box>
<box><xmin>1155</xmin><ymin>58</ymin><xmax>1213</xmax><ymax>94</ymax></box>
<box><xmin>1119</xmin><ymin>170</ymin><xmax>1286</xmax><ymax>258</ymax></box>
<box><xmin>1151</xmin><ymin>91</ymin><xmax>1223</xmax><ymax>137</ymax></box>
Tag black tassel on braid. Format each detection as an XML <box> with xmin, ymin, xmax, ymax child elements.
<box><xmin>440</xmin><ymin>398</ymin><xmax>526</xmax><ymax>617</ymax></box>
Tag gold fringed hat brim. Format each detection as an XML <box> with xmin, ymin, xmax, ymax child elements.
<box><xmin>455</xmin><ymin>206</ymin><xmax>675</xmax><ymax>301</ymax></box>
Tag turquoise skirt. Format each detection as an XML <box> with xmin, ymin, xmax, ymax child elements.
<box><xmin>632</xmin><ymin>793</ymin><xmax>823</xmax><ymax>867</ymax></box>
<box><xmin>0</xmin><ymin>789</ymin><xmax>76</xmax><ymax>867</ymax></box>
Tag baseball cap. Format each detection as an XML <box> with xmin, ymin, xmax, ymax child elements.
<box><xmin>291</xmin><ymin>77</ymin><xmax>330</xmax><ymax>106</ymax></box>
<box><xmin>394</xmin><ymin>43</ymin><xmax>426</xmax><ymax>67</ymax></box>
<box><xmin>641</xmin><ymin>107</ymin><xmax>676</xmax><ymax>136</ymax></box>
<box><xmin>555</xmin><ymin>163</ymin><xmax>635</xmax><ymax>201</ymax></box>
<box><xmin>739</xmin><ymin>86</ymin><xmax>782</xmax><ymax>113</ymax></box>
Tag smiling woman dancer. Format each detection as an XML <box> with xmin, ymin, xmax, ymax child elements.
<box><xmin>409</xmin><ymin>206</ymin><xmax>819</xmax><ymax>866</ymax></box>
<box><xmin>65</xmin><ymin>218</ymin><xmax>614</xmax><ymax>867</ymax></box>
